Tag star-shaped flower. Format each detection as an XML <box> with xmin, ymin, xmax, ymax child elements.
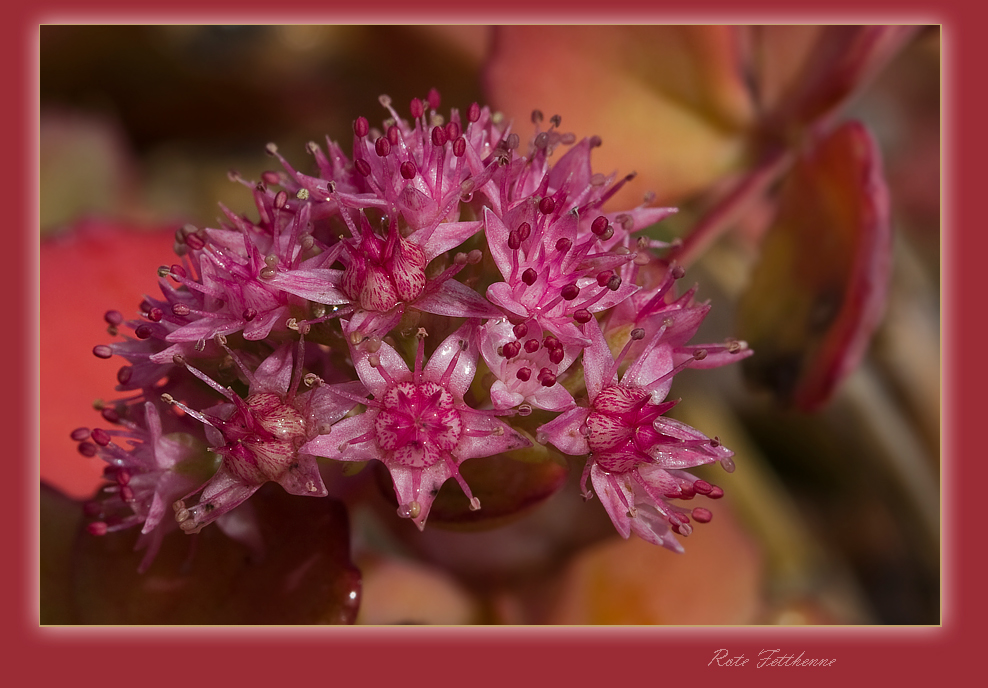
<box><xmin>303</xmin><ymin>320</ymin><xmax>531</xmax><ymax>530</ymax></box>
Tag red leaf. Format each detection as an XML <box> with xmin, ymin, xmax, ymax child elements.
<box><xmin>738</xmin><ymin>121</ymin><xmax>892</xmax><ymax>410</ymax></box>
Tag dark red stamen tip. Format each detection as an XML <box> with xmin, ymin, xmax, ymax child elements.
<box><xmin>147</xmin><ymin>307</ymin><xmax>163</xmax><ymax>323</ymax></box>
<box><xmin>502</xmin><ymin>341</ymin><xmax>521</xmax><ymax>359</ymax></box>
<box><xmin>561</xmin><ymin>283</ymin><xmax>580</xmax><ymax>301</ymax></box>
<box><xmin>524</xmin><ymin>338</ymin><xmax>540</xmax><ymax>354</ymax></box>
<box><xmin>410</xmin><ymin>97</ymin><xmax>425</xmax><ymax>118</ymax></box>
<box><xmin>446</xmin><ymin>121</ymin><xmax>461</xmax><ymax>140</ymax></box>
<box><xmin>135</xmin><ymin>324</ymin><xmax>154</xmax><ymax>340</ymax></box>
<box><xmin>91</xmin><ymin>428</ymin><xmax>111</xmax><ymax>446</ymax></box>
<box><xmin>607</xmin><ymin>274</ymin><xmax>622</xmax><ymax>291</ymax></box>
<box><xmin>467</xmin><ymin>102</ymin><xmax>481</xmax><ymax>122</ymax></box>
<box><xmin>508</xmin><ymin>230</ymin><xmax>522</xmax><ymax>251</ymax></box>
<box><xmin>354</xmin><ymin>116</ymin><xmax>369</xmax><ymax>137</ymax></box>
<box><xmin>521</xmin><ymin>268</ymin><xmax>538</xmax><ymax>285</ymax></box>
<box><xmin>388</xmin><ymin>125</ymin><xmax>400</xmax><ymax>145</ymax></box>
<box><xmin>539</xmin><ymin>197</ymin><xmax>556</xmax><ymax>215</ymax></box>
<box><xmin>538</xmin><ymin>368</ymin><xmax>556</xmax><ymax>387</ymax></box>
<box><xmin>170</xmin><ymin>264</ymin><xmax>187</xmax><ymax>279</ymax></box>
<box><xmin>708</xmin><ymin>486</ymin><xmax>725</xmax><ymax>499</ymax></box>
<box><xmin>354</xmin><ymin>159</ymin><xmax>372</xmax><ymax>177</ymax></box>
<box><xmin>591</xmin><ymin>216</ymin><xmax>609</xmax><ymax>235</ymax></box>
<box><xmin>400</xmin><ymin>161</ymin><xmax>417</xmax><ymax>179</ymax></box>
<box><xmin>596</xmin><ymin>270</ymin><xmax>614</xmax><ymax>287</ymax></box>
<box><xmin>517</xmin><ymin>222</ymin><xmax>531</xmax><ymax>241</ymax></box>
<box><xmin>116</xmin><ymin>366</ymin><xmax>132</xmax><ymax>385</ymax></box>
<box><xmin>101</xmin><ymin>407</ymin><xmax>120</xmax><ymax>423</ymax></box>
<box><xmin>453</xmin><ymin>137</ymin><xmax>466</xmax><ymax>157</ymax></box>
<box><xmin>574</xmin><ymin>309</ymin><xmax>593</xmax><ymax>324</ymax></box>
<box><xmin>243</xmin><ymin>308</ymin><xmax>257</xmax><ymax>322</ymax></box>
<box><xmin>70</xmin><ymin>427</ymin><xmax>90</xmax><ymax>442</ymax></box>
<box><xmin>589</xmin><ymin>135</ymin><xmax>602</xmax><ymax>148</ymax></box>
<box><xmin>427</xmin><ymin>88</ymin><xmax>441</xmax><ymax>109</ymax></box>
<box><xmin>692</xmin><ymin>507</ymin><xmax>713</xmax><ymax>523</ymax></box>
<box><xmin>431</xmin><ymin>125</ymin><xmax>447</xmax><ymax>147</ymax></box>
<box><xmin>516</xmin><ymin>367</ymin><xmax>532</xmax><ymax>382</ymax></box>
<box><xmin>77</xmin><ymin>442</ymin><xmax>97</xmax><ymax>457</ymax></box>
<box><xmin>86</xmin><ymin>521</ymin><xmax>108</xmax><ymax>536</ymax></box>
<box><xmin>555</xmin><ymin>237</ymin><xmax>572</xmax><ymax>252</ymax></box>
<box><xmin>104</xmin><ymin>310</ymin><xmax>123</xmax><ymax>326</ymax></box>
<box><xmin>93</xmin><ymin>345</ymin><xmax>113</xmax><ymax>359</ymax></box>
<box><xmin>512</xmin><ymin>323</ymin><xmax>529</xmax><ymax>339</ymax></box>
<box><xmin>543</xmin><ymin>335</ymin><xmax>560</xmax><ymax>350</ymax></box>
<box><xmin>375</xmin><ymin>137</ymin><xmax>391</xmax><ymax>157</ymax></box>
<box><xmin>549</xmin><ymin>347</ymin><xmax>565</xmax><ymax>365</ymax></box>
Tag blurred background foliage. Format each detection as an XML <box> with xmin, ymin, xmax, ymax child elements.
<box><xmin>40</xmin><ymin>25</ymin><xmax>940</xmax><ymax>625</ymax></box>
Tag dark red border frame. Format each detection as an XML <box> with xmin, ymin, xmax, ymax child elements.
<box><xmin>14</xmin><ymin>2</ymin><xmax>975</xmax><ymax>685</ymax></box>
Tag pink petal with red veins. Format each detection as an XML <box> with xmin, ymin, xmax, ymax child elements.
<box><xmin>250</xmin><ymin>342</ymin><xmax>294</xmax><ymax>395</ymax></box>
<box><xmin>579</xmin><ymin>278</ymin><xmax>640</xmax><ymax>313</ymax></box>
<box><xmin>304</xmin><ymin>382</ymin><xmax>368</xmax><ymax>435</ymax></box>
<box><xmin>277</xmin><ymin>454</ymin><xmax>329</xmax><ymax>497</ymax></box>
<box><xmin>415</xmin><ymin>279</ymin><xmax>502</xmax><ymax>319</ymax></box>
<box><xmin>626</xmin><ymin>344</ymin><xmax>674</xmax><ymax>397</ymax></box>
<box><xmin>350</xmin><ymin>337</ymin><xmax>410</xmax><ymax>397</ymax></box>
<box><xmin>344</xmin><ymin>307</ymin><xmax>403</xmax><ymax>341</ymax></box>
<box><xmin>738</xmin><ymin>121</ymin><xmax>891</xmax><ymax>411</ymax></box>
<box><xmin>484</xmin><ymin>26</ymin><xmax>753</xmax><ymax>206</ymax></box>
<box><xmin>419</xmin><ymin>220</ymin><xmax>484</xmax><ymax>262</ymax></box>
<box><xmin>580</xmin><ymin>319</ymin><xmax>618</xmax><ymax>400</ymax></box>
<box><xmin>529</xmin><ymin>384</ymin><xmax>577</xmax><ymax>413</ymax></box>
<box><xmin>423</xmin><ymin>321</ymin><xmax>479</xmax><ymax>400</ymax></box>
<box><xmin>166</xmin><ymin>316</ymin><xmax>242</xmax><ymax>343</ymax></box>
<box><xmin>242</xmin><ymin>306</ymin><xmax>286</xmax><ymax>341</ymax></box>
<box><xmin>482</xmin><ymin>208</ymin><xmax>513</xmax><ymax>276</ymax></box>
<box><xmin>589</xmin><ymin>466</ymin><xmax>635</xmax><ymax>540</ymax></box>
<box><xmin>489</xmin><ymin>381</ymin><xmax>524</xmax><ymax>410</ymax></box>
<box><xmin>454</xmin><ymin>411</ymin><xmax>531</xmax><ymax>461</ymax></box>
<box><xmin>485</xmin><ymin>281</ymin><xmax>528</xmax><ymax>319</ymax></box>
<box><xmin>547</xmin><ymin>138</ymin><xmax>594</xmax><ymax>193</ymax></box>
<box><xmin>389</xmin><ymin>462</ymin><xmax>454</xmax><ymax>531</ymax></box>
<box><xmin>303</xmin><ymin>412</ymin><xmax>378</xmax><ymax>461</ymax></box>
<box><xmin>265</xmin><ymin>269</ymin><xmax>350</xmax><ymax>304</ymax></box>
<box><xmin>537</xmin><ymin>406</ymin><xmax>591</xmax><ymax>457</ymax></box>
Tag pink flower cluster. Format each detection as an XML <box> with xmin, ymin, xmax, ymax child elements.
<box><xmin>72</xmin><ymin>89</ymin><xmax>751</xmax><ymax>567</ymax></box>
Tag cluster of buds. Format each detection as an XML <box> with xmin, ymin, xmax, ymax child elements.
<box><xmin>72</xmin><ymin>89</ymin><xmax>751</xmax><ymax>571</ymax></box>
